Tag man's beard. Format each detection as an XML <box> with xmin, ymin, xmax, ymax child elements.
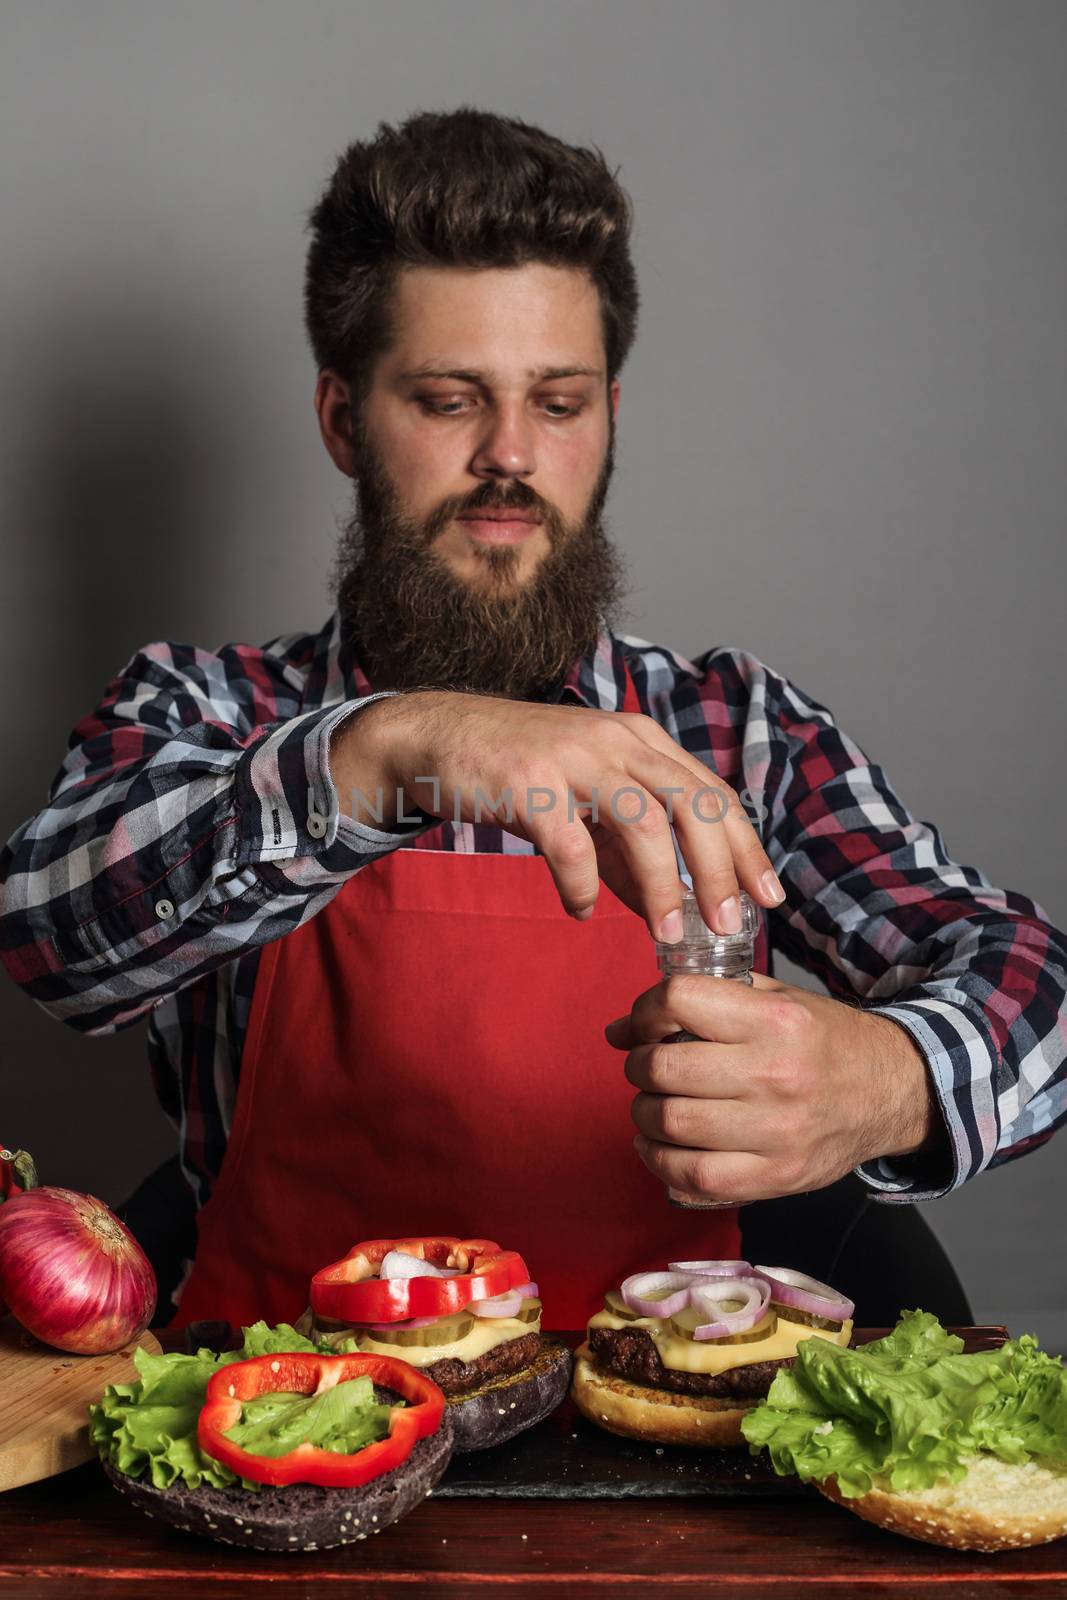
<box><xmin>331</xmin><ymin>423</ymin><xmax>630</xmax><ymax>701</ymax></box>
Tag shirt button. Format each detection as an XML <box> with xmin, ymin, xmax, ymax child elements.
<box><xmin>307</xmin><ymin>811</ymin><xmax>329</xmax><ymax>840</ymax></box>
<box><xmin>154</xmin><ymin>898</ymin><xmax>176</xmax><ymax>921</ymax></box>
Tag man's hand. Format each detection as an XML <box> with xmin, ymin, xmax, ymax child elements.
<box><xmin>331</xmin><ymin>691</ymin><xmax>786</xmax><ymax>942</ymax></box>
<box><xmin>605</xmin><ymin>972</ymin><xmax>943</xmax><ymax>1204</ymax></box>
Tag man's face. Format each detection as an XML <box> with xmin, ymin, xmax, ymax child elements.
<box><xmin>324</xmin><ymin>262</ymin><xmax>629</xmax><ymax>699</ymax></box>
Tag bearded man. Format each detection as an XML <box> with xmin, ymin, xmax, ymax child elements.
<box><xmin>3</xmin><ymin>107</ymin><xmax>1063</xmax><ymax>1332</ymax></box>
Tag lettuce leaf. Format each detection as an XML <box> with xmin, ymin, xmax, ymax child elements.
<box><xmin>222</xmin><ymin>1373</ymin><xmax>394</xmax><ymax>1458</ymax></box>
<box><xmin>740</xmin><ymin>1308</ymin><xmax>1067</xmax><ymax>1498</ymax></box>
<box><xmin>87</xmin><ymin>1319</ymin><xmax>374</xmax><ymax>1491</ymax></box>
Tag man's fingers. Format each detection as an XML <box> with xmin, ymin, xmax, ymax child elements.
<box><xmin>630</xmin><ymin>1089</ymin><xmax>752</xmax><ymax>1149</ymax></box>
<box><xmin>622</xmin><ymin>1040</ymin><xmax>750</xmax><ymax>1098</ymax></box>
<box><xmin>631</xmin><ymin>1135</ymin><xmax>775</xmax><ymax>1206</ymax></box>
<box><xmin>606</xmin><ymin>975</ymin><xmax>766</xmax><ymax>1052</ymax></box>
<box><xmin>591</xmin><ymin>776</ymin><xmax>699</xmax><ymax>942</ymax></box>
<box><xmin>620</xmin><ymin>715</ymin><xmax>784</xmax><ymax>929</ymax></box>
<box><xmin>534</xmin><ymin>818</ymin><xmax>602</xmax><ymax>919</ymax></box>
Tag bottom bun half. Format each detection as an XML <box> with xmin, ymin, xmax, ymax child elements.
<box><xmin>816</xmin><ymin>1454</ymin><xmax>1067</xmax><ymax>1552</ymax></box>
<box><xmin>101</xmin><ymin>1407</ymin><xmax>454</xmax><ymax>1553</ymax></box>
<box><xmin>570</xmin><ymin>1344</ymin><xmax>753</xmax><ymax>1449</ymax></box>
<box><xmin>448</xmin><ymin>1334</ymin><xmax>573</xmax><ymax>1453</ymax></box>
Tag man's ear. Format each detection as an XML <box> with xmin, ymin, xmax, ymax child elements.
<box><xmin>610</xmin><ymin>376</ymin><xmax>621</xmax><ymax>425</ymax></box>
<box><xmin>314</xmin><ymin>369</ymin><xmax>358</xmax><ymax>478</ymax></box>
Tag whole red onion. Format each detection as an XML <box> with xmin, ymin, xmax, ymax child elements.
<box><xmin>0</xmin><ymin>1178</ymin><xmax>156</xmax><ymax>1354</ymax></box>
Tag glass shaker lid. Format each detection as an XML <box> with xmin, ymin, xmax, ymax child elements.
<box><xmin>664</xmin><ymin>886</ymin><xmax>761</xmax><ymax>951</ymax></box>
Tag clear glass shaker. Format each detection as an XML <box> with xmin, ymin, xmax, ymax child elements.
<box><xmin>653</xmin><ymin>885</ymin><xmax>761</xmax><ymax>1209</ymax></box>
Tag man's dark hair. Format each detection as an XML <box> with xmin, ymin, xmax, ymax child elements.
<box><xmin>303</xmin><ymin>106</ymin><xmax>640</xmax><ymax>414</ymax></box>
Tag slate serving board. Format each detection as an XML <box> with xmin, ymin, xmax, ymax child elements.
<box><xmin>434</xmin><ymin>1325</ymin><xmax>1009</xmax><ymax>1500</ymax></box>
<box><xmin>179</xmin><ymin>1323</ymin><xmax>1007</xmax><ymax>1502</ymax></box>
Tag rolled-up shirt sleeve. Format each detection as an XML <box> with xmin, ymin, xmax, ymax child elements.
<box><xmin>730</xmin><ymin>650</ymin><xmax>1067</xmax><ymax>1203</ymax></box>
<box><xmin>0</xmin><ymin>639</ymin><xmax>433</xmax><ymax>1032</ymax></box>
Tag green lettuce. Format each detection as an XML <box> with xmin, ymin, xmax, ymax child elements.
<box><xmin>223</xmin><ymin>1373</ymin><xmax>393</xmax><ymax>1459</ymax></box>
<box><xmin>88</xmin><ymin>1320</ymin><xmax>388</xmax><ymax>1491</ymax></box>
<box><xmin>740</xmin><ymin>1309</ymin><xmax>1067</xmax><ymax>1498</ymax></box>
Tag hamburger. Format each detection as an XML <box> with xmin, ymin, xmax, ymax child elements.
<box><xmin>742</xmin><ymin>1308</ymin><xmax>1067</xmax><ymax>1551</ymax></box>
<box><xmin>299</xmin><ymin>1234</ymin><xmax>572</xmax><ymax>1452</ymax></box>
<box><xmin>571</xmin><ymin>1258</ymin><xmax>854</xmax><ymax>1448</ymax></box>
<box><xmin>89</xmin><ymin>1320</ymin><xmax>452</xmax><ymax>1552</ymax></box>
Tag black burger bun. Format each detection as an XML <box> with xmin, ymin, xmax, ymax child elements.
<box><xmin>448</xmin><ymin>1334</ymin><xmax>572</xmax><ymax>1453</ymax></box>
<box><xmin>100</xmin><ymin>1401</ymin><xmax>453</xmax><ymax>1553</ymax></box>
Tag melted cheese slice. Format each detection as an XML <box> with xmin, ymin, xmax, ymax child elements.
<box><xmin>321</xmin><ymin>1303</ymin><xmax>542</xmax><ymax>1368</ymax></box>
<box><xmin>588</xmin><ymin>1306</ymin><xmax>853</xmax><ymax>1374</ymax></box>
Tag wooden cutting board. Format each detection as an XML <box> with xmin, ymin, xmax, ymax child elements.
<box><xmin>0</xmin><ymin>1312</ymin><xmax>161</xmax><ymax>1492</ymax></box>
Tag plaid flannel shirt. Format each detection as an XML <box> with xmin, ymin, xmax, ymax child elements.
<box><xmin>2</xmin><ymin>610</ymin><xmax>1064</xmax><ymax>1212</ymax></box>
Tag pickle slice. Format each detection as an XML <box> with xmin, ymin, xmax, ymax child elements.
<box><xmin>518</xmin><ymin>1296</ymin><xmax>542</xmax><ymax>1324</ymax></box>
<box><xmin>311</xmin><ymin>1312</ymin><xmax>353</xmax><ymax>1334</ymax></box>
<box><xmin>361</xmin><ymin>1311</ymin><xmax>475</xmax><ymax>1347</ymax></box>
<box><xmin>771</xmin><ymin>1301</ymin><xmax>844</xmax><ymax>1333</ymax></box>
<box><xmin>604</xmin><ymin>1289</ymin><xmax>641</xmax><ymax>1321</ymax></box>
<box><xmin>668</xmin><ymin>1306</ymin><xmax>779</xmax><ymax>1344</ymax></box>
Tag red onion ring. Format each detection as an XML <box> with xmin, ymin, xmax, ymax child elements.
<box><xmin>512</xmin><ymin>1281</ymin><xmax>539</xmax><ymax>1299</ymax></box>
<box><xmin>689</xmin><ymin>1275</ymin><xmax>770</xmax><ymax>1340</ymax></box>
<box><xmin>620</xmin><ymin>1270</ymin><xmax>698</xmax><ymax>1319</ymax></box>
<box><xmin>752</xmin><ymin>1265</ymin><xmax>854</xmax><ymax>1322</ymax></box>
<box><xmin>667</xmin><ymin>1259</ymin><xmax>753</xmax><ymax>1278</ymax></box>
<box><xmin>379</xmin><ymin>1250</ymin><xmax>461</xmax><ymax>1280</ymax></box>
<box><xmin>471</xmin><ymin>1289</ymin><xmax>525</xmax><ymax>1319</ymax></box>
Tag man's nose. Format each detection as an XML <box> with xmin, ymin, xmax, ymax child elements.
<box><xmin>469</xmin><ymin>402</ymin><xmax>536</xmax><ymax>480</ymax></box>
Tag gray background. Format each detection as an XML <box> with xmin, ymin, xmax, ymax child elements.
<box><xmin>1</xmin><ymin>1</ymin><xmax>1063</xmax><ymax>1346</ymax></box>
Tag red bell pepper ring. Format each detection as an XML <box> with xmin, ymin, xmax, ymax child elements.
<box><xmin>197</xmin><ymin>1352</ymin><xmax>445</xmax><ymax>1488</ymax></box>
<box><xmin>309</xmin><ymin>1235</ymin><xmax>531</xmax><ymax>1324</ymax></box>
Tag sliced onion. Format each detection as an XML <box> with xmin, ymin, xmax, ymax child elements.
<box><xmin>620</xmin><ymin>1270</ymin><xmax>698</xmax><ymax>1319</ymax></box>
<box><xmin>752</xmin><ymin>1265</ymin><xmax>854</xmax><ymax>1322</ymax></box>
<box><xmin>511</xmin><ymin>1281</ymin><xmax>539</xmax><ymax>1299</ymax></box>
<box><xmin>471</xmin><ymin>1289</ymin><xmax>524</xmax><ymax>1319</ymax></box>
<box><xmin>668</xmin><ymin>1259</ymin><xmax>753</xmax><ymax>1278</ymax></box>
<box><xmin>689</xmin><ymin>1276</ymin><xmax>770</xmax><ymax>1340</ymax></box>
<box><xmin>364</xmin><ymin>1314</ymin><xmax>442</xmax><ymax>1333</ymax></box>
<box><xmin>379</xmin><ymin>1249</ymin><xmax>461</xmax><ymax>1280</ymax></box>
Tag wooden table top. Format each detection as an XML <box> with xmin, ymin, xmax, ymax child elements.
<box><xmin>1</xmin><ymin>1326</ymin><xmax>1065</xmax><ymax>1600</ymax></box>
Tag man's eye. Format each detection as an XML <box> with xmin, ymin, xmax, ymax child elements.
<box><xmin>416</xmin><ymin>399</ymin><xmax>584</xmax><ymax>418</ymax></box>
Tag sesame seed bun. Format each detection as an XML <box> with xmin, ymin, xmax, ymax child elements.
<box><xmin>569</xmin><ymin>1342</ymin><xmax>753</xmax><ymax>1449</ymax></box>
<box><xmin>816</xmin><ymin>1453</ymin><xmax>1067</xmax><ymax>1552</ymax></box>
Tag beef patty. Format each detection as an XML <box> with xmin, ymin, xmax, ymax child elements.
<box><xmin>589</xmin><ymin>1325</ymin><xmax>795</xmax><ymax>1400</ymax></box>
<box><xmin>425</xmin><ymin>1330</ymin><xmax>541</xmax><ymax>1396</ymax></box>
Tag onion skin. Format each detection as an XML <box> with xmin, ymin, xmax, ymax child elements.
<box><xmin>0</xmin><ymin>1186</ymin><xmax>156</xmax><ymax>1354</ymax></box>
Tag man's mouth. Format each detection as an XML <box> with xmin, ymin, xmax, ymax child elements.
<box><xmin>457</xmin><ymin>510</ymin><xmax>542</xmax><ymax>544</ymax></box>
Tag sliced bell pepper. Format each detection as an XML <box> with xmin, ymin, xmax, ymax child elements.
<box><xmin>309</xmin><ymin>1235</ymin><xmax>531</xmax><ymax>1324</ymax></box>
<box><xmin>197</xmin><ymin>1351</ymin><xmax>445</xmax><ymax>1487</ymax></box>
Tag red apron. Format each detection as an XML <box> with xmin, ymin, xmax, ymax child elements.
<box><xmin>174</xmin><ymin>667</ymin><xmax>761</xmax><ymax>1331</ymax></box>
